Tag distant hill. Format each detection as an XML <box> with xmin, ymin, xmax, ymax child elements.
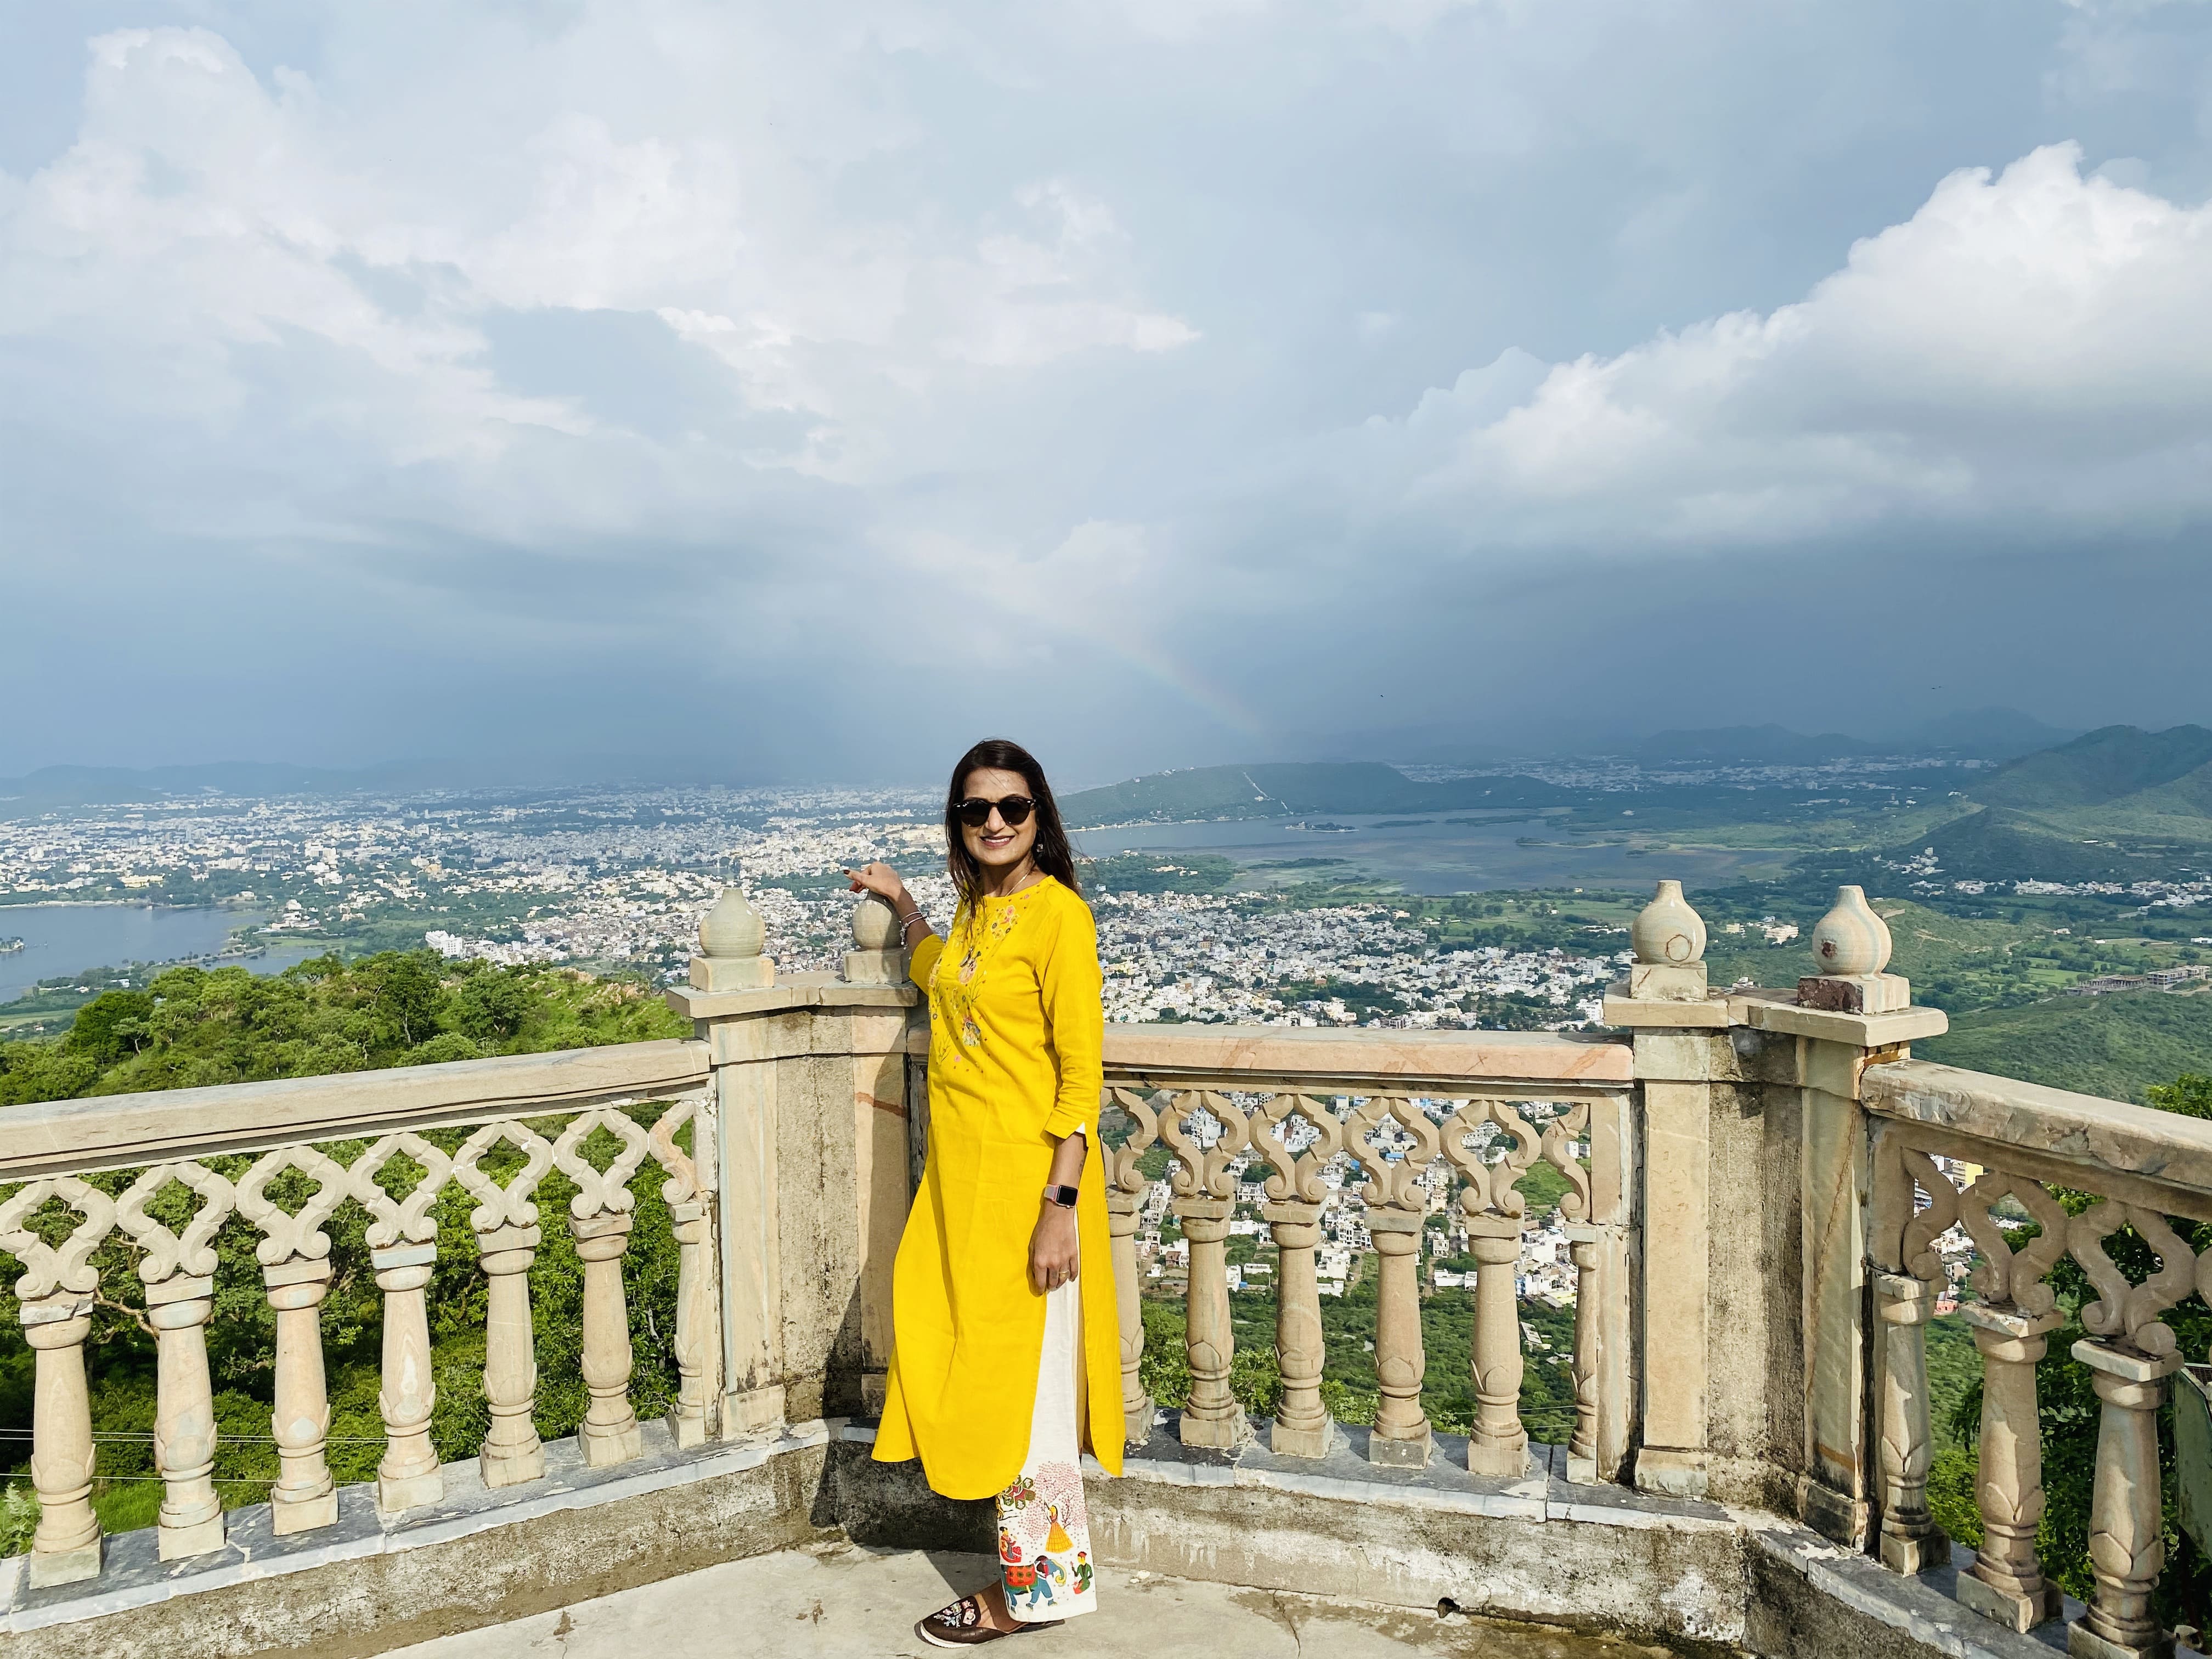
<box><xmin>1059</xmin><ymin>761</ymin><xmax>1571</xmax><ymax>827</ymax></box>
<box><xmin>1918</xmin><ymin>989</ymin><xmax>2212</xmax><ymax>1105</ymax></box>
<box><xmin>1975</xmin><ymin>725</ymin><xmax>2212</xmax><ymax>810</ymax></box>
<box><xmin>1628</xmin><ymin>725</ymin><xmax>1878</xmax><ymax>765</ymax></box>
<box><xmin>1897</xmin><ymin>707</ymin><xmax>2079</xmax><ymax>760</ymax></box>
<box><xmin>1898</xmin><ymin>807</ymin><xmax>2176</xmax><ymax>883</ymax></box>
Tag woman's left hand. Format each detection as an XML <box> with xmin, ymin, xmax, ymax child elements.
<box><xmin>1030</xmin><ymin>1202</ymin><xmax>1080</xmax><ymax>1294</ymax></box>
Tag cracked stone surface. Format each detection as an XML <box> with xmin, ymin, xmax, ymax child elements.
<box><xmin>382</xmin><ymin>1542</ymin><xmax>1692</xmax><ymax>1658</ymax></box>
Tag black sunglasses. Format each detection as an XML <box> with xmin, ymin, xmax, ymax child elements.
<box><xmin>953</xmin><ymin>795</ymin><xmax>1035</xmax><ymax>828</ymax></box>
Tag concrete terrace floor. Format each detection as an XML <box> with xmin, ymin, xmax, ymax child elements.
<box><xmin>384</xmin><ymin>1543</ymin><xmax>1698</xmax><ymax>1659</ymax></box>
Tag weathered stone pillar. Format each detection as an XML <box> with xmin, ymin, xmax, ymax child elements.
<box><xmin>1264</xmin><ymin>1199</ymin><xmax>1331</xmax><ymax>1458</ymax></box>
<box><xmin>1730</xmin><ymin>890</ymin><xmax>1946</xmax><ymax>1544</ymax></box>
<box><xmin>669</xmin><ymin>898</ymin><xmax>918</xmax><ymax>1435</ymax></box>
<box><xmin>2070</xmin><ymin>1339</ymin><xmax>2181</xmax><ymax>1659</ymax></box>
<box><xmin>1956</xmin><ymin>1304</ymin><xmax>2063</xmax><ymax>1633</ymax></box>
<box><xmin>572</xmin><ymin>1210</ymin><xmax>644</xmax><ymax>1467</ymax></box>
<box><xmin>146</xmin><ymin>1273</ymin><xmax>225</xmax><ymax>1559</ymax></box>
<box><xmin>1565</xmin><ymin>1230</ymin><xmax>1602</xmax><ymax>1480</ymax></box>
<box><xmin>1367</xmin><ymin>1212</ymin><xmax>1431</xmax><ymax>1467</ymax></box>
<box><xmin>1465</xmin><ymin>1216</ymin><xmax>1527</xmax><ymax>1476</ymax></box>
<box><xmin>264</xmin><ymin>1257</ymin><xmax>338</xmax><ymax>1533</ymax></box>
<box><xmin>1175</xmin><ymin>1196</ymin><xmax>1246</xmax><ymax>1448</ymax></box>
<box><xmin>21</xmin><ymin>1291</ymin><xmax>101</xmax><ymax>1587</ymax></box>
<box><xmin>1874</xmin><ymin>1271</ymin><xmax>1947</xmax><ymax>1573</ymax></box>
<box><xmin>477</xmin><ymin>1222</ymin><xmax>545</xmax><ymax>1487</ymax></box>
<box><xmin>371</xmin><ymin>1242</ymin><xmax>443</xmax><ymax>1513</ymax></box>
<box><xmin>1604</xmin><ymin>882</ymin><xmax>1720</xmax><ymax>1499</ymax></box>
<box><xmin>1107</xmin><ymin>1186</ymin><xmax>1153</xmax><ymax>1445</ymax></box>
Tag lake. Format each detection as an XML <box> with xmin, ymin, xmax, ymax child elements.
<box><xmin>0</xmin><ymin>904</ymin><xmax>324</xmax><ymax>1002</ymax></box>
<box><xmin>1073</xmin><ymin>811</ymin><xmax>1787</xmax><ymax>896</ymax></box>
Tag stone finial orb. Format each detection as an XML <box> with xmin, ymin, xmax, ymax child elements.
<box><xmin>1630</xmin><ymin>880</ymin><xmax>1706</xmax><ymax>966</ymax></box>
<box><xmin>698</xmin><ymin>887</ymin><xmax>765</xmax><ymax>959</ymax></box>
<box><xmin>851</xmin><ymin>891</ymin><xmax>899</xmax><ymax>951</ymax></box>
<box><xmin>1811</xmin><ymin>885</ymin><xmax>1892</xmax><ymax>977</ymax></box>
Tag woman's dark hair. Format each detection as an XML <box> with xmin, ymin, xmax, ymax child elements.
<box><xmin>945</xmin><ymin>738</ymin><xmax>1081</xmax><ymax>909</ymax></box>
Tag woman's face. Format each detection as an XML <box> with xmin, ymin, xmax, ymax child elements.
<box><xmin>959</xmin><ymin>766</ymin><xmax>1039</xmax><ymax>876</ymax></box>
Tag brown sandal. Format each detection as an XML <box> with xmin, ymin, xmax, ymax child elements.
<box><xmin>916</xmin><ymin>1595</ymin><xmax>1063</xmax><ymax>1647</ymax></box>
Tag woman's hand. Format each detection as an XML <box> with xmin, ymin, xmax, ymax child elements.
<box><xmin>844</xmin><ymin>862</ymin><xmax>911</xmax><ymax>907</ymax></box>
<box><xmin>1030</xmin><ymin>1202</ymin><xmax>1080</xmax><ymax>1294</ymax></box>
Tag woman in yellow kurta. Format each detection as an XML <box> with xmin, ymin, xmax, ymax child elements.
<box><xmin>846</xmin><ymin>738</ymin><xmax>1122</xmax><ymax>1649</ymax></box>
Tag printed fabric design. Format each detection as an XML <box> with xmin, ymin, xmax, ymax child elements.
<box><xmin>929</xmin><ymin>891</ymin><xmax>1036</xmax><ymax>1063</ymax></box>
<box><xmin>995</xmin><ymin>1459</ymin><xmax>1095</xmax><ymax>1619</ymax></box>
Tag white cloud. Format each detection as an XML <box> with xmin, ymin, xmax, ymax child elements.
<box><xmin>1355</xmin><ymin>144</ymin><xmax>2212</xmax><ymax>549</ymax></box>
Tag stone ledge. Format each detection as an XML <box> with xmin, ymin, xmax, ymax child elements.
<box><xmin>0</xmin><ymin>1040</ymin><xmax>714</xmax><ymax>1181</ymax></box>
<box><xmin>0</xmin><ymin>1418</ymin><xmax>837</xmax><ymax>1644</ymax></box>
<box><xmin>667</xmin><ymin>975</ymin><xmax>918</xmax><ymax>1022</ymax></box>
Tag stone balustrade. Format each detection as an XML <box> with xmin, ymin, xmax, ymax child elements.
<box><xmin>1092</xmin><ymin>1036</ymin><xmax>1636</xmax><ymax>1483</ymax></box>
<box><xmin>9</xmin><ymin>878</ymin><xmax>2212</xmax><ymax>1659</ymax></box>
<box><xmin>0</xmin><ymin>1041</ymin><xmax>719</xmax><ymax>1588</ymax></box>
<box><xmin>1861</xmin><ymin>1060</ymin><xmax>2212</xmax><ymax>1658</ymax></box>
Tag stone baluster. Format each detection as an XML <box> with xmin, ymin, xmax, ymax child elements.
<box><xmin>2070</xmin><ymin>1338</ymin><xmax>2182</xmax><ymax>1659</ymax></box>
<box><xmin>665</xmin><ymin>1195</ymin><xmax>717</xmax><ymax>1449</ymax></box>
<box><xmin>1366</xmin><ymin>1211</ymin><xmax>1430</xmax><ymax>1466</ymax></box>
<box><xmin>114</xmin><ymin>1163</ymin><xmax>236</xmax><ymax>1561</ymax></box>
<box><xmin>1955</xmin><ymin>1305</ymin><xmax>2064</xmax><ymax>1632</ymax></box>
<box><xmin>1466</xmin><ymin>1215</ymin><xmax>1529</xmax><ymax>1476</ymax></box>
<box><xmin>573</xmin><ymin>1211</ymin><xmax>645</xmax><ymax>1466</ymax></box>
<box><xmin>1103</xmin><ymin>1087</ymin><xmax>1161</xmax><ymax>1446</ymax></box>
<box><xmin>20</xmin><ymin>1292</ymin><xmax>103</xmax><ymax>1586</ymax></box>
<box><xmin>1263</xmin><ymin>1199</ymin><xmax>1331</xmax><ymax>1457</ymax></box>
<box><xmin>1105</xmin><ymin>1187</ymin><xmax>1153</xmax><ymax>1444</ymax></box>
<box><xmin>1346</xmin><ymin>1097</ymin><xmax>1442</xmax><ymax>1470</ymax></box>
<box><xmin>264</xmin><ymin>1256</ymin><xmax>340</xmax><ymax>1533</ymax></box>
<box><xmin>455</xmin><ymin>1122</ymin><xmax>555</xmax><ymax>1488</ymax></box>
<box><xmin>1253</xmin><ymin>1092</ymin><xmax>1340</xmax><ymax>1459</ymax></box>
<box><xmin>1565</xmin><ymin>1229</ymin><xmax>1602</xmax><ymax>1478</ymax></box>
<box><xmin>146</xmin><ymin>1273</ymin><xmax>224</xmax><ymax>1558</ymax></box>
<box><xmin>234</xmin><ymin>1148</ymin><xmax>349</xmax><ymax>1535</ymax></box>
<box><xmin>648</xmin><ymin>1098</ymin><xmax>719</xmax><ymax>1449</ymax></box>
<box><xmin>1162</xmin><ymin>1092</ymin><xmax>1249</xmax><ymax>1449</ymax></box>
<box><xmin>1874</xmin><ymin>1272</ymin><xmax>1946</xmax><ymax>1573</ymax></box>
<box><xmin>553</xmin><ymin>1108</ymin><xmax>651</xmax><ymax>1469</ymax></box>
<box><xmin>1176</xmin><ymin>1197</ymin><xmax>1245</xmax><ymax>1447</ymax></box>
<box><xmin>2</xmin><ymin>1177</ymin><xmax>117</xmax><ymax>1588</ymax></box>
<box><xmin>371</xmin><ymin>1242</ymin><xmax>443</xmax><ymax>1511</ymax></box>
<box><xmin>343</xmin><ymin>1132</ymin><xmax>452</xmax><ymax>1514</ymax></box>
<box><xmin>478</xmin><ymin>1222</ymin><xmax>547</xmax><ymax>1486</ymax></box>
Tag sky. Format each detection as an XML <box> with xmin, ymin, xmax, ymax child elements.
<box><xmin>3</xmin><ymin>1</ymin><xmax>2211</xmax><ymax>788</ymax></box>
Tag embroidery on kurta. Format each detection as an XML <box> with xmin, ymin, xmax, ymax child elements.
<box><xmin>930</xmin><ymin>891</ymin><xmax>1038</xmax><ymax>1063</ymax></box>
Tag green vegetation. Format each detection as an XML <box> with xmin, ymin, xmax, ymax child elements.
<box><xmin>1920</xmin><ymin>990</ymin><xmax>2212</xmax><ymax>1104</ymax></box>
<box><xmin>0</xmin><ymin>952</ymin><xmax>686</xmax><ymax>1107</ymax></box>
<box><xmin>0</xmin><ymin>954</ymin><xmax>693</xmax><ymax>1548</ymax></box>
<box><xmin>1085</xmin><ymin>853</ymin><xmax>1242</xmax><ymax>895</ymax></box>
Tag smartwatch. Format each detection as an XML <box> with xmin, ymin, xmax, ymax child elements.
<box><xmin>1042</xmin><ymin>1183</ymin><xmax>1080</xmax><ymax>1208</ymax></box>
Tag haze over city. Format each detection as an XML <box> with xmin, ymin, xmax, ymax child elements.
<box><xmin>4</xmin><ymin>2</ymin><xmax>2211</xmax><ymax>783</ymax></box>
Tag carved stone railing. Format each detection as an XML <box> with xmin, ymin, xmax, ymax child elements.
<box><xmin>0</xmin><ymin>1041</ymin><xmax>718</xmax><ymax>1588</ymax></box>
<box><xmin>1864</xmin><ymin>1060</ymin><xmax>2212</xmax><ymax>1658</ymax></box>
<box><xmin>1094</xmin><ymin>1026</ymin><xmax>1637</xmax><ymax>1482</ymax></box>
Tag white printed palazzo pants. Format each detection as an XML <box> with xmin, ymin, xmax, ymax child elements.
<box><xmin>996</xmin><ymin>1270</ymin><xmax>1099</xmax><ymax>1622</ymax></box>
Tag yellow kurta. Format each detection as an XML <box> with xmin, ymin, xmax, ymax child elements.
<box><xmin>873</xmin><ymin>876</ymin><xmax>1125</xmax><ymax>1499</ymax></box>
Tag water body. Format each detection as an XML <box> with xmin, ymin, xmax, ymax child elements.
<box><xmin>0</xmin><ymin>905</ymin><xmax>323</xmax><ymax>1002</ymax></box>
<box><xmin>1075</xmin><ymin>812</ymin><xmax>1786</xmax><ymax>897</ymax></box>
